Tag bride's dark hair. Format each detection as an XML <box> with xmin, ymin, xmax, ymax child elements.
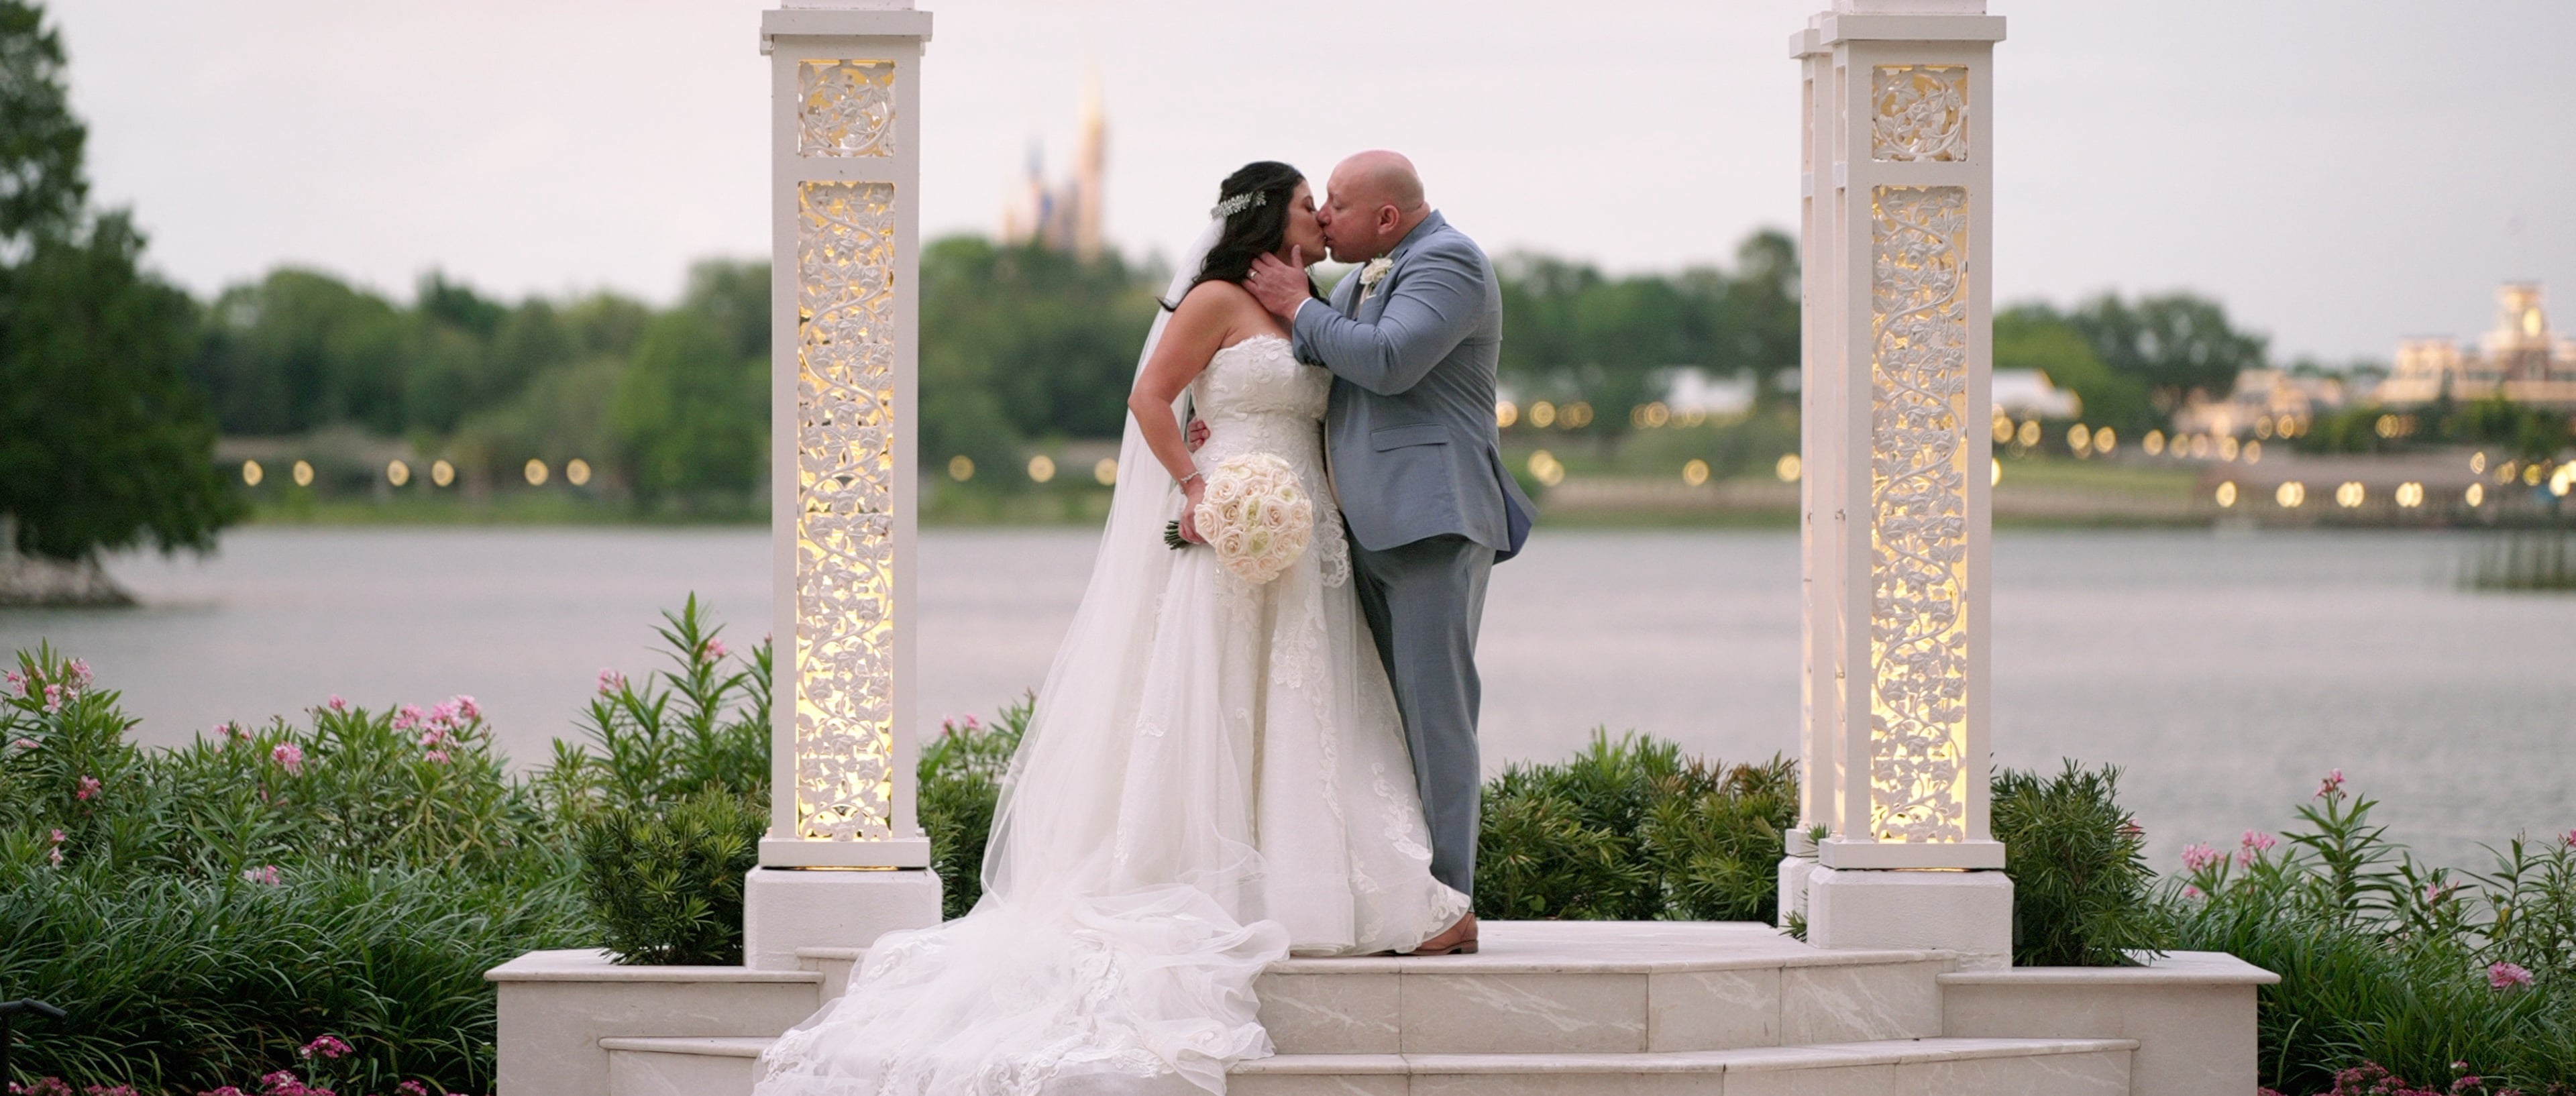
<box><xmin>1161</xmin><ymin>160</ymin><xmax>1318</xmax><ymax>311</ymax></box>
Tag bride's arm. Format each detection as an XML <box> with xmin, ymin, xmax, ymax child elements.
<box><xmin>1127</xmin><ymin>286</ymin><xmax>1233</xmax><ymax>542</ymax></box>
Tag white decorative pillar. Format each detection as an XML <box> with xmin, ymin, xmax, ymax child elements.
<box><xmin>744</xmin><ymin>0</ymin><xmax>942</xmax><ymax>971</ymax></box>
<box><xmin>1787</xmin><ymin>0</ymin><xmax>2012</xmax><ymax>969</ymax></box>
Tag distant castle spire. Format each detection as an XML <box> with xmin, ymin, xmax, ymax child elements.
<box><xmin>1002</xmin><ymin>71</ymin><xmax>1108</xmax><ymax>260</ymax></box>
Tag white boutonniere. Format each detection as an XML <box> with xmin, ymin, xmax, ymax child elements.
<box><xmin>1356</xmin><ymin>257</ymin><xmax>1394</xmax><ymax>301</ymax></box>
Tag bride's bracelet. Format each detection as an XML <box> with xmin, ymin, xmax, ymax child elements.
<box><xmin>1178</xmin><ymin>472</ymin><xmax>1205</xmax><ymax>488</ymax></box>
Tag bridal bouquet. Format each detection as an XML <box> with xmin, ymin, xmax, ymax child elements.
<box><xmin>1163</xmin><ymin>453</ymin><xmax>1313</xmax><ymax>585</ymax></box>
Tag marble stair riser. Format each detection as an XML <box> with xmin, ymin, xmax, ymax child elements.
<box><xmin>602</xmin><ymin>1041</ymin><xmax>2134</xmax><ymax>1096</ymax></box>
<box><xmin>1255</xmin><ymin>961</ymin><xmax>1946</xmax><ymax>1056</ymax></box>
<box><xmin>606</xmin><ymin>1045</ymin><xmax>761</xmax><ymax>1096</ymax></box>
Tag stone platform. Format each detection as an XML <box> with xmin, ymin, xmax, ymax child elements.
<box><xmin>491</xmin><ymin>922</ymin><xmax>2273</xmax><ymax>1096</ymax></box>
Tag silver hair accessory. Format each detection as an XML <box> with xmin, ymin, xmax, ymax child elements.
<box><xmin>1210</xmin><ymin>190</ymin><xmax>1267</xmax><ymax>219</ymax></box>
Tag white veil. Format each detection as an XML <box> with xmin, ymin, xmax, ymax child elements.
<box><xmin>754</xmin><ymin>219</ymin><xmax>1286</xmax><ymax>1096</ymax></box>
<box><xmin>979</xmin><ymin>218</ymin><xmax>1261</xmax><ymax>908</ymax></box>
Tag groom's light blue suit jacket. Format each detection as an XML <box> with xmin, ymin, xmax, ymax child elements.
<box><xmin>1292</xmin><ymin>211</ymin><xmax>1535</xmax><ymax>561</ymax></box>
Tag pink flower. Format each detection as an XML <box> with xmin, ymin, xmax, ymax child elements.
<box><xmin>2241</xmin><ymin>830</ymin><xmax>2277</xmax><ymax>852</ymax></box>
<box><xmin>2316</xmin><ymin>769</ymin><xmax>2345</xmax><ymax>799</ymax></box>
<box><xmin>48</xmin><ymin>828</ymin><xmax>63</xmax><ymax>844</ymax></box>
<box><xmin>418</xmin><ymin>727</ymin><xmax>449</xmax><ymax>749</ymax></box>
<box><xmin>200</xmin><ymin>1087</ymin><xmax>250</xmax><ymax>1096</ymax></box>
<box><xmin>428</xmin><ymin>699</ymin><xmax>459</xmax><ymax>724</ymax></box>
<box><xmin>48</xmin><ymin>828</ymin><xmax>64</xmax><ymax>867</ymax></box>
<box><xmin>454</xmin><ymin>694</ymin><xmax>480</xmax><ymax>720</ymax></box>
<box><xmin>76</xmin><ymin>775</ymin><xmax>100</xmax><ymax>801</ymax></box>
<box><xmin>2424</xmin><ymin>881</ymin><xmax>2459</xmax><ymax>906</ymax></box>
<box><xmin>2182</xmin><ymin>885</ymin><xmax>2204</xmax><ymax>899</ymax></box>
<box><xmin>963</xmin><ymin>714</ymin><xmax>981</xmax><ymax>730</ymax></box>
<box><xmin>705</xmin><ymin>637</ymin><xmax>729</xmax><ymax>661</ymax></box>
<box><xmin>242</xmin><ymin>865</ymin><xmax>282</xmax><ymax>885</ymax></box>
<box><xmin>424</xmin><ymin>750</ymin><xmax>450</xmax><ymax>765</ymax></box>
<box><xmin>271</xmin><ymin>743</ymin><xmax>305</xmax><ymax>775</ymax></box>
<box><xmin>2562</xmin><ymin>829</ymin><xmax>2576</xmax><ymax>849</ymax></box>
<box><xmin>42</xmin><ymin>683</ymin><xmax>62</xmax><ymax>712</ymax></box>
<box><xmin>394</xmin><ymin>1084</ymin><xmax>429</xmax><ymax>1096</ymax></box>
<box><xmin>299</xmin><ymin>1035</ymin><xmax>353</xmax><ymax>1060</ymax></box>
<box><xmin>326</xmin><ymin>694</ymin><xmax>347</xmax><ymax>712</ymax></box>
<box><xmin>2181</xmin><ymin>842</ymin><xmax>2221</xmax><ymax>872</ymax></box>
<box><xmin>2488</xmin><ymin>961</ymin><xmax>2534</xmax><ymax>989</ymax></box>
<box><xmin>3</xmin><ymin>669</ymin><xmax>20</xmax><ymax>694</ymax></box>
<box><xmin>11</xmin><ymin>737</ymin><xmax>37</xmax><ymax>751</ymax></box>
<box><xmin>65</xmin><ymin>659</ymin><xmax>91</xmax><ymax>690</ymax></box>
<box><xmin>597</xmin><ymin>668</ymin><xmax>625</xmax><ymax>694</ymax></box>
<box><xmin>392</xmin><ymin>704</ymin><xmax>423</xmax><ymax>731</ymax></box>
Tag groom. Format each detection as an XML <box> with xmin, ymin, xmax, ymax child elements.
<box><xmin>1244</xmin><ymin>151</ymin><xmax>1532</xmax><ymax>955</ymax></box>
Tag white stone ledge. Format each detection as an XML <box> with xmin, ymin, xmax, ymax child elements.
<box><xmin>1939</xmin><ymin>950</ymin><xmax>2279</xmax><ymax>987</ymax></box>
<box><xmin>1238</xmin><ymin>1036</ymin><xmax>2139</xmax><ymax>1075</ymax></box>
<box><xmin>600</xmin><ymin>1037</ymin><xmax>771</xmax><ymax>1058</ymax></box>
<box><xmin>485</xmin><ymin>948</ymin><xmax>822</xmax><ymax>984</ymax></box>
<box><xmin>1265</xmin><ymin>920</ymin><xmax>1943</xmax><ymax>976</ymax></box>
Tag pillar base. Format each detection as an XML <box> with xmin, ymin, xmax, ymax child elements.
<box><xmin>742</xmin><ymin>867</ymin><xmax>943</xmax><ymax>971</ymax></box>
<box><xmin>1805</xmin><ymin>864</ymin><xmax>2012</xmax><ymax>970</ymax></box>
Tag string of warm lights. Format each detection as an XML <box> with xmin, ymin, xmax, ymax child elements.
<box><xmin>235</xmin><ymin>457</ymin><xmax>590</xmax><ymax>489</ymax></box>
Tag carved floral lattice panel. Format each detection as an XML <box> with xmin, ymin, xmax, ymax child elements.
<box><xmin>798</xmin><ymin>60</ymin><xmax>896</xmax><ymax>158</ymax></box>
<box><xmin>795</xmin><ymin>180</ymin><xmax>899</xmax><ymax>840</ymax></box>
<box><xmin>1866</xmin><ymin>184</ymin><xmax>1971</xmax><ymax>843</ymax></box>
<box><xmin>1872</xmin><ymin>65</ymin><xmax>1968</xmax><ymax>162</ymax></box>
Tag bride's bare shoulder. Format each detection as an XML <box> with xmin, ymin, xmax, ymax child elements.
<box><xmin>1176</xmin><ymin>278</ymin><xmax>1258</xmax><ymax>315</ymax></box>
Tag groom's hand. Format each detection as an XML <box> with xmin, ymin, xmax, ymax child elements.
<box><xmin>1245</xmin><ymin>248</ymin><xmax>1307</xmax><ymax>322</ymax></box>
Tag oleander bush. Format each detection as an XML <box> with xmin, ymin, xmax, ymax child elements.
<box><xmin>916</xmin><ymin>696</ymin><xmax>1030</xmax><ymax>920</ymax></box>
<box><xmin>1473</xmin><ymin>731</ymin><xmax>1799</xmax><ymax>923</ymax></box>
<box><xmin>0</xmin><ymin>645</ymin><xmax>588</xmax><ymax>1095</ymax></box>
<box><xmin>2159</xmin><ymin>773</ymin><xmax>2576</xmax><ymax>1094</ymax></box>
<box><xmin>541</xmin><ymin>596</ymin><xmax>770</xmax><ymax>966</ymax></box>
<box><xmin>1992</xmin><ymin>761</ymin><xmax>2166</xmax><ymax>967</ymax></box>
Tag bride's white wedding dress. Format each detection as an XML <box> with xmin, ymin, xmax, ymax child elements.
<box><xmin>753</xmin><ymin>324</ymin><xmax>1468</xmax><ymax>1096</ymax></box>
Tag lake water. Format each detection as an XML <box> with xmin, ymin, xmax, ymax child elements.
<box><xmin>4</xmin><ymin>526</ymin><xmax>2569</xmax><ymax>873</ymax></box>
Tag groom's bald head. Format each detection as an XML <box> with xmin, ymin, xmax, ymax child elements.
<box><xmin>1319</xmin><ymin>150</ymin><xmax>1430</xmax><ymax>264</ymax></box>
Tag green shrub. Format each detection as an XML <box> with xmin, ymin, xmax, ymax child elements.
<box><xmin>1474</xmin><ymin>731</ymin><xmax>1796</xmax><ymax>924</ymax></box>
<box><xmin>1992</xmin><ymin>761</ymin><xmax>2167</xmax><ymax>966</ymax></box>
<box><xmin>916</xmin><ymin>696</ymin><xmax>1029</xmax><ymax>920</ymax></box>
<box><xmin>2162</xmin><ymin>773</ymin><xmax>2576</xmax><ymax>1092</ymax></box>
<box><xmin>543</xmin><ymin>594</ymin><xmax>773</xmax><ymax>966</ymax></box>
<box><xmin>0</xmin><ymin>645</ymin><xmax>587</xmax><ymax>1093</ymax></box>
<box><xmin>576</xmin><ymin>787</ymin><xmax>763</xmax><ymax>965</ymax></box>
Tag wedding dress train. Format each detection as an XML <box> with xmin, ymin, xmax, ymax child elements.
<box><xmin>753</xmin><ymin>309</ymin><xmax>1467</xmax><ymax>1095</ymax></box>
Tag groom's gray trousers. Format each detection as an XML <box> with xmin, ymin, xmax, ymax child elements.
<box><xmin>1350</xmin><ymin>534</ymin><xmax>1493</xmax><ymax>895</ymax></box>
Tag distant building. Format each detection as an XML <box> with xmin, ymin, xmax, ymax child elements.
<box><xmin>1002</xmin><ymin>78</ymin><xmax>1107</xmax><ymax>259</ymax></box>
<box><xmin>1991</xmin><ymin>369</ymin><xmax>2079</xmax><ymax>419</ymax></box>
<box><xmin>2172</xmin><ymin>369</ymin><xmax>2347</xmax><ymax>438</ymax></box>
<box><xmin>2374</xmin><ymin>283</ymin><xmax>2576</xmax><ymax>409</ymax></box>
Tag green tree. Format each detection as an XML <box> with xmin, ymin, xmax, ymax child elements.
<box><xmin>190</xmin><ymin>269</ymin><xmax>409</xmax><ymax>434</ymax></box>
<box><xmin>0</xmin><ymin>0</ymin><xmax>237</xmax><ymax>576</ymax></box>
<box><xmin>612</xmin><ymin>310</ymin><xmax>764</xmax><ymax>507</ymax></box>
<box><xmin>1716</xmin><ymin>229</ymin><xmax>1801</xmax><ymax>410</ymax></box>
<box><xmin>2063</xmin><ymin>292</ymin><xmax>2267</xmax><ymax>413</ymax></box>
<box><xmin>918</xmin><ymin>236</ymin><xmax>1158</xmax><ymax>476</ymax></box>
<box><xmin>1995</xmin><ymin>304</ymin><xmax>2154</xmax><ymax>431</ymax></box>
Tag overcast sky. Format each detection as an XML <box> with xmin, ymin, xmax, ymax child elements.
<box><xmin>49</xmin><ymin>0</ymin><xmax>2576</xmax><ymax>362</ymax></box>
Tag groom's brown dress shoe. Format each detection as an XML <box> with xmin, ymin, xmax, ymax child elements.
<box><xmin>1407</xmin><ymin>913</ymin><xmax>1479</xmax><ymax>956</ymax></box>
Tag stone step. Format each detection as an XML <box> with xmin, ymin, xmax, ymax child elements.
<box><xmin>600</xmin><ymin>1036</ymin><xmax>2136</xmax><ymax>1096</ymax></box>
<box><xmin>799</xmin><ymin>922</ymin><xmax>1953</xmax><ymax>1056</ymax></box>
<box><xmin>1235</xmin><ymin>1038</ymin><xmax>2136</xmax><ymax>1095</ymax></box>
<box><xmin>1256</xmin><ymin>922</ymin><xmax>1947</xmax><ymax>1055</ymax></box>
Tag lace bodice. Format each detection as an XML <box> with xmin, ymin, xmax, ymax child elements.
<box><xmin>1190</xmin><ymin>335</ymin><xmax>1328</xmax><ymax>464</ymax></box>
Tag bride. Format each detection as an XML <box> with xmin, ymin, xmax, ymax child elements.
<box><xmin>752</xmin><ymin>161</ymin><xmax>1469</xmax><ymax>1096</ymax></box>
